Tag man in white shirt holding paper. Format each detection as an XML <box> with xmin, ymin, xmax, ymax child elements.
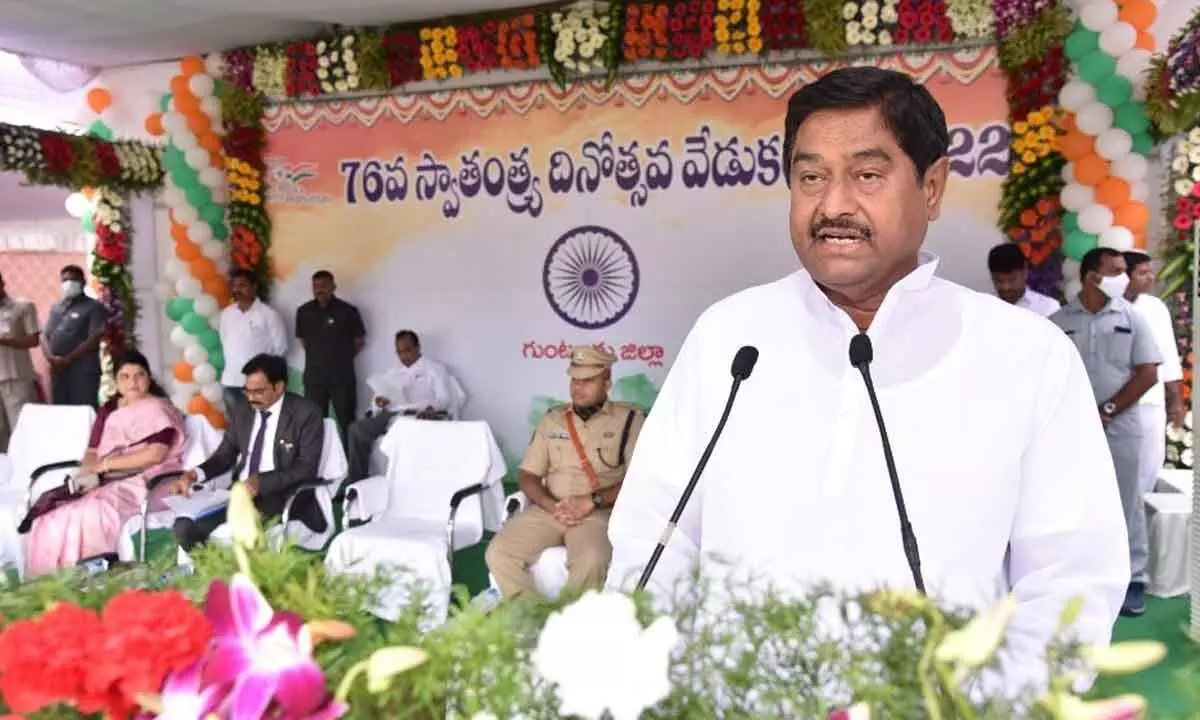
<box><xmin>345</xmin><ymin>330</ymin><xmax>462</xmax><ymax>482</ymax></box>
<box><xmin>988</xmin><ymin>242</ymin><xmax>1061</xmax><ymax>317</ymax></box>
<box><xmin>1123</xmin><ymin>251</ymin><xmax>1186</xmax><ymax>493</ymax></box>
<box><xmin>218</xmin><ymin>269</ymin><xmax>288</xmax><ymax>411</ymax></box>
<box><xmin>606</xmin><ymin>67</ymin><xmax>1128</xmax><ymax>689</ymax></box>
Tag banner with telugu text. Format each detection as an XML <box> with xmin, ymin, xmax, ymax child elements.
<box><xmin>264</xmin><ymin>48</ymin><xmax>1009</xmax><ymax>463</ymax></box>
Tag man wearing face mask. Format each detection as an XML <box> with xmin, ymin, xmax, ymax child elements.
<box><xmin>42</xmin><ymin>265</ymin><xmax>108</xmax><ymax>408</ymax></box>
<box><xmin>1050</xmin><ymin>247</ymin><xmax>1161</xmax><ymax>617</ymax></box>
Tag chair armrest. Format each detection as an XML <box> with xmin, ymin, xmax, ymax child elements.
<box><xmin>281</xmin><ymin>480</ymin><xmax>329</xmax><ymax>529</ymax></box>
<box><xmin>146</xmin><ymin>470</ymin><xmax>187</xmax><ymax>493</ymax></box>
<box><xmin>505</xmin><ymin>490</ymin><xmax>529</xmax><ymax>518</ymax></box>
<box><xmin>446</xmin><ymin>482</ymin><xmax>488</xmax><ymax>564</ymax></box>
<box><xmin>343</xmin><ymin>475</ymin><xmax>389</xmax><ymax>527</ymax></box>
<box><xmin>30</xmin><ymin>460</ymin><xmax>81</xmax><ymax>484</ymax></box>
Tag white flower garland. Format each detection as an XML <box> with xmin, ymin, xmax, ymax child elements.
<box><xmin>252</xmin><ymin>49</ymin><xmax>288</xmax><ymax>101</ymax></box>
<box><xmin>1170</xmin><ymin>128</ymin><xmax>1200</xmax><ymax>196</ymax></box>
<box><xmin>112</xmin><ymin>141</ymin><xmax>161</xmax><ymax>185</ymax></box>
<box><xmin>842</xmin><ymin>0</ymin><xmax>898</xmax><ymax>47</ymax></box>
<box><xmin>317</xmin><ymin>35</ymin><xmax>362</xmax><ymax>95</ymax></box>
<box><xmin>1166</xmin><ymin>411</ymin><xmax>1194</xmax><ymax>468</ymax></box>
<box><xmin>551</xmin><ymin>1</ymin><xmax>611</xmax><ymax>74</ymax></box>
<box><xmin>946</xmin><ymin>0</ymin><xmax>995</xmax><ymax>40</ymax></box>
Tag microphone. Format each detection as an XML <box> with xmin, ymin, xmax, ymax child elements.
<box><xmin>848</xmin><ymin>333</ymin><xmax>925</xmax><ymax>594</ymax></box>
<box><xmin>635</xmin><ymin>345</ymin><xmax>759</xmax><ymax>591</ymax></box>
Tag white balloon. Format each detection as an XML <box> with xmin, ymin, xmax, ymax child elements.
<box><xmin>1077</xmin><ymin>102</ymin><xmax>1115</xmax><ymax>136</ymax></box>
<box><xmin>1059</xmin><ymin>79</ymin><xmax>1096</xmax><ymax>113</ymax></box>
<box><xmin>161</xmin><ymin>112</ymin><xmax>184</xmax><ymax>134</ymax></box>
<box><xmin>204</xmin><ymin>53</ymin><xmax>226</xmax><ymax>77</ymax></box>
<box><xmin>1116</xmin><ymin>49</ymin><xmax>1152</xmax><ymax>82</ymax></box>
<box><xmin>1095</xmin><ymin>128</ymin><xmax>1133</xmax><ymax>160</ymax></box>
<box><xmin>64</xmin><ymin>192</ymin><xmax>90</xmax><ymax>218</ymax></box>
<box><xmin>164</xmin><ymin>257</ymin><xmax>187</xmax><ymax>279</ymax></box>
<box><xmin>176</xmin><ymin>276</ymin><xmax>201</xmax><ymax>298</ymax></box>
<box><xmin>193</xmin><ymin>363</ymin><xmax>216</xmax><ymax>385</ymax></box>
<box><xmin>189</xmin><ymin>73</ymin><xmax>215</xmax><ymax>97</ymax></box>
<box><xmin>209</xmin><ymin>313</ymin><xmax>221</xmax><ymax>330</ymax></box>
<box><xmin>1099</xmin><ymin>22</ymin><xmax>1137</xmax><ymax>56</ymax></box>
<box><xmin>173</xmin><ymin>379</ymin><xmax>195</xmax><ymax>395</ymax></box>
<box><xmin>1099</xmin><ymin>226</ymin><xmax>1135</xmax><ymax>250</ymax></box>
<box><xmin>1130</xmin><ymin>180</ymin><xmax>1150</xmax><ymax>202</ymax></box>
<box><xmin>1062</xmin><ymin>163</ymin><xmax>1076</xmax><ymax>184</ymax></box>
<box><xmin>170</xmin><ymin>326</ymin><xmax>191</xmax><ymax>347</ymax></box>
<box><xmin>199</xmin><ymin>166</ymin><xmax>224</xmax><ymax>188</ymax></box>
<box><xmin>1080</xmin><ymin>0</ymin><xmax>1118</xmax><ymax>32</ymax></box>
<box><xmin>200</xmin><ymin>95</ymin><xmax>221</xmax><ymax>118</ymax></box>
<box><xmin>193</xmin><ymin>293</ymin><xmax>219</xmax><ymax>317</ymax></box>
<box><xmin>1061</xmin><ymin>182</ymin><xmax>1096</xmax><ymax>212</ymax></box>
<box><xmin>189</xmin><ymin>221</ymin><xmax>214</xmax><ymax>245</ymax></box>
<box><xmin>174</xmin><ymin>204</ymin><xmax>199</xmax><ymax>226</ymax></box>
<box><xmin>184</xmin><ymin>344</ymin><xmax>209</xmax><ymax>365</ymax></box>
<box><xmin>171</xmin><ymin>393</ymin><xmax>192</xmax><ymax>410</ymax></box>
<box><xmin>211</xmin><ymin>185</ymin><xmax>229</xmax><ymax>204</ymax></box>
<box><xmin>163</xmin><ymin>186</ymin><xmax>185</xmax><ymax>209</ymax></box>
<box><xmin>1062</xmin><ymin>258</ymin><xmax>1081</xmax><ymax>281</ymax></box>
<box><xmin>172</xmin><ymin>130</ymin><xmax>199</xmax><ymax>152</ymax></box>
<box><xmin>1065</xmin><ymin>279</ymin><xmax>1083</xmax><ymax>298</ymax></box>
<box><xmin>201</xmin><ymin>383</ymin><xmax>224</xmax><ymax>404</ymax></box>
<box><xmin>185</xmin><ymin>147</ymin><xmax>210</xmax><ymax>170</ymax></box>
<box><xmin>1079</xmin><ymin>203</ymin><xmax>1115</xmax><ymax>235</ymax></box>
<box><xmin>1111</xmin><ymin>153</ymin><xmax>1148</xmax><ymax>181</ymax></box>
<box><xmin>201</xmin><ymin>240</ymin><xmax>224</xmax><ymax>259</ymax></box>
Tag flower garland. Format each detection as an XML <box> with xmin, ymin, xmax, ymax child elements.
<box><xmin>946</xmin><ymin>0</ymin><xmax>994</xmax><ymax>40</ymax></box>
<box><xmin>498</xmin><ymin>12</ymin><xmax>542</xmax><ymax>68</ymax></box>
<box><xmin>994</xmin><ymin>1</ymin><xmax>1070</xmax><ymax>299</ymax></box>
<box><xmin>318</xmin><ymin>34</ymin><xmax>363</xmax><ymax>94</ymax></box>
<box><xmin>715</xmin><ymin>0</ymin><xmax>764</xmax><ymax>55</ymax></box>
<box><xmin>419</xmin><ymin>25</ymin><xmax>463</xmax><ymax>80</ymax></box>
<box><xmin>623</xmin><ymin>3</ymin><xmax>670</xmax><ymax>61</ymax></box>
<box><xmin>285</xmin><ymin>41</ymin><xmax>321</xmax><ymax>97</ymax></box>
<box><xmin>251</xmin><ymin>46</ymin><xmax>288</xmax><ymax>101</ymax></box>
<box><xmin>0</xmin><ymin>122</ymin><xmax>162</xmax><ymax>192</ymax></box>
<box><xmin>1159</xmin><ymin>131</ymin><xmax>1200</xmax><ymax>296</ymax></box>
<box><xmin>843</xmin><ymin>0</ymin><xmax>898</xmax><ymax>49</ymax></box>
<box><xmin>546</xmin><ymin>1</ymin><xmax>623</xmax><ymax>86</ymax></box>
<box><xmin>894</xmin><ymin>0</ymin><xmax>952</xmax><ymax>46</ymax></box>
<box><xmin>219</xmin><ymin>73</ymin><xmax>273</xmax><ymax>300</ymax></box>
<box><xmin>760</xmin><ymin>0</ymin><xmax>806</xmax><ymax>51</ymax></box>
<box><xmin>458</xmin><ymin>18</ymin><xmax>503</xmax><ymax>72</ymax></box>
<box><xmin>1146</xmin><ymin>6</ymin><xmax>1200</xmax><ymax>137</ymax></box>
<box><xmin>383</xmin><ymin>28</ymin><xmax>425</xmax><ymax>85</ymax></box>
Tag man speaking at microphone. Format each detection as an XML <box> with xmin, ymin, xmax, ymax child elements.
<box><xmin>606</xmin><ymin>67</ymin><xmax>1128</xmax><ymax>685</ymax></box>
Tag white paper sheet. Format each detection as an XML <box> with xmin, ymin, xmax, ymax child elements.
<box><xmin>366</xmin><ymin>373</ymin><xmax>419</xmax><ymax>412</ymax></box>
<box><xmin>161</xmin><ymin>488</ymin><xmax>230</xmax><ymax>519</ymax></box>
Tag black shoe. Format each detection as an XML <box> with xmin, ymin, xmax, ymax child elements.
<box><xmin>1120</xmin><ymin>582</ymin><xmax>1146</xmax><ymax>617</ymax></box>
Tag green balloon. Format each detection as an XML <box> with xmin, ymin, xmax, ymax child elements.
<box><xmin>160</xmin><ymin>94</ymin><xmax>172</xmax><ymax>113</ymax></box>
<box><xmin>210</xmin><ymin>221</ymin><xmax>229</xmax><ymax>242</ymax></box>
<box><xmin>1062</xmin><ymin>211</ymin><xmax>1079</xmax><ymax>235</ymax></box>
<box><xmin>1064</xmin><ymin>231</ymin><xmax>1098</xmax><ymax>261</ymax></box>
<box><xmin>186</xmin><ymin>185</ymin><xmax>213</xmax><ymax>208</ymax></box>
<box><xmin>1065</xmin><ymin>29</ymin><xmax>1100</xmax><ymax>62</ymax></box>
<box><xmin>1131</xmin><ymin>132</ymin><xmax>1154</xmax><ymax>155</ymax></box>
<box><xmin>82</xmin><ymin>213</ymin><xmax>95</xmax><ymax>233</ymax></box>
<box><xmin>88</xmin><ymin>120</ymin><xmax>113</xmax><ymax>141</ymax></box>
<box><xmin>1114</xmin><ymin>103</ymin><xmax>1150</xmax><ymax>134</ymax></box>
<box><xmin>1078</xmin><ymin>50</ymin><xmax>1116</xmax><ymax>85</ymax></box>
<box><xmin>201</xmin><ymin>204</ymin><xmax>225</xmax><ymax>225</ymax></box>
<box><xmin>163</xmin><ymin>146</ymin><xmax>185</xmax><ymax>172</ymax></box>
<box><xmin>209</xmin><ymin>348</ymin><xmax>225</xmax><ymax>369</ymax></box>
<box><xmin>198</xmin><ymin>329</ymin><xmax>221</xmax><ymax>351</ymax></box>
<box><xmin>181</xmin><ymin>312</ymin><xmax>208</xmax><ymax>335</ymax></box>
<box><xmin>166</xmin><ymin>297</ymin><xmax>194</xmax><ymax>322</ymax></box>
<box><xmin>1096</xmin><ymin>74</ymin><xmax>1133</xmax><ymax>108</ymax></box>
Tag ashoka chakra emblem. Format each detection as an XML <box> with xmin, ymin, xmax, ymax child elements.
<box><xmin>542</xmin><ymin>225</ymin><xmax>639</xmax><ymax>330</ymax></box>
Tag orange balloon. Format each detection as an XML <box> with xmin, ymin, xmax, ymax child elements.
<box><xmin>1113</xmin><ymin>202</ymin><xmax>1150</xmax><ymax>232</ymax></box>
<box><xmin>180</xmin><ymin>56</ymin><xmax>206</xmax><ymax>77</ymax></box>
<box><xmin>1074</xmin><ymin>153</ymin><xmax>1109</xmax><ymax>187</ymax></box>
<box><xmin>200</xmin><ymin>134</ymin><xmax>223</xmax><ymax>153</ymax></box>
<box><xmin>173</xmin><ymin>362</ymin><xmax>194</xmax><ymax>383</ymax></box>
<box><xmin>1132</xmin><ymin>231</ymin><xmax>1147</xmax><ymax>249</ymax></box>
<box><xmin>187</xmin><ymin>395</ymin><xmax>211</xmax><ymax>416</ymax></box>
<box><xmin>208</xmin><ymin>149</ymin><xmax>223</xmax><ymax>167</ymax></box>
<box><xmin>187</xmin><ymin>113</ymin><xmax>211</xmax><ymax>136</ymax></box>
<box><xmin>201</xmin><ymin>276</ymin><xmax>226</xmax><ymax>298</ymax></box>
<box><xmin>144</xmin><ymin>113</ymin><xmax>164</xmax><ymax>137</ymax></box>
<box><xmin>174</xmin><ymin>93</ymin><xmax>201</xmax><ymax>115</ymax></box>
<box><xmin>86</xmin><ymin>87</ymin><xmax>112</xmax><ymax>113</ymax></box>
<box><xmin>190</xmin><ymin>258</ymin><xmax>217</xmax><ymax>281</ymax></box>
<box><xmin>1059</xmin><ymin>114</ymin><xmax>1077</xmax><ymax>134</ymax></box>
<box><xmin>1096</xmin><ymin>177</ymin><xmax>1131</xmax><ymax>208</ymax></box>
<box><xmin>175</xmin><ymin>240</ymin><xmax>202</xmax><ymax>262</ymax></box>
<box><xmin>1135</xmin><ymin>31</ymin><xmax>1155</xmax><ymax>51</ymax></box>
<box><xmin>1118</xmin><ymin>0</ymin><xmax>1157</xmax><ymax>31</ymax></box>
<box><xmin>1060</xmin><ymin>130</ymin><xmax>1096</xmax><ymax>162</ymax></box>
<box><xmin>170</xmin><ymin>222</ymin><xmax>189</xmax><ymax>244</ymax></box>
<box><xmin>170</xmin><ymin>76</ymin><xmax>194</xmax><ymax>100</ymax></box>
<box><xmin>206</xmin><ymin>409</ymin><xmax>227</xmax><ymax>430</ymax></box>
<box><xmin>81</xmin><ymin>187</ymin><xmax>96</xmax><ymax>200</ymax></box>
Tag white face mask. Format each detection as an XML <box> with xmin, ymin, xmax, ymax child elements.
<box><xmin>1098</xmin><ymin>273</ymin><xmax>1130</xmax><ymax>299</ymax></box>
<box><xmin>62</xmin><ymin>280</ymin><xmax>82</xmax><ymax>298</ymax></box>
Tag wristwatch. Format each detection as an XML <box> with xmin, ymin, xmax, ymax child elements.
<box><xmin>591</xmin><ymin>492</ymin><xmax>604</xmax><ymax>509</ymax></box>
<box><xmin>1101</xmin><ymin>401</ymin><xmax>1117</xmax><ymax>417</ymax></box>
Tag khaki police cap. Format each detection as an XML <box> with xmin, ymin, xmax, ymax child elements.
<box><xmin>567</xmin><ymin>345</ymin><xmax>617</xmax><ymax>380</ymax></box>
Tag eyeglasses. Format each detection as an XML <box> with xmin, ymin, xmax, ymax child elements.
<box><xmin>242</xmin><ymin>386</ymin><xmax>272</xmax><ymax>398</ymax></box>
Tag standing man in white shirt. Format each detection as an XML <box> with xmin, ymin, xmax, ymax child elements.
<box><xmin>1123</xmin><ymin>251</ymin><xmax>1186</xmax><ymax>493</ymax></box>
<box><xmin>988</xmin><ymin>243</ymin><xmax>1061</xmax><ymax>316</ymax></box>
<box><xmin>218</xmin><ymin>269</ymin><xmax>288</xmax><ymax>412</ymax></box>
<box><xmin>345</xmin><ymin>330</ymin><xmax>463</xmax><ymax>482</ymax></box>
<box><xmin>606</xmin><ymin>67</ymin><xmax>1128</xmax><ymax>686</ymax></box>
<box><xmin>0</xmin><ymin>272</ymin><xmax>40</xmax><ymax>452</ymax></box>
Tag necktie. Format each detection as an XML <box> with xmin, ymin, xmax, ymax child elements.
<box><xmin>246</xmin><ymin>410</ymin><xmax>272</xmax><ymax>478</ymax></box>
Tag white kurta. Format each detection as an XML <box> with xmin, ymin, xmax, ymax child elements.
<box><xmin>1015</xmin><ymin>288</ymin><xmax>1061</xmax><ymax>317</ymax></box>
<box><xmin>607</xmin><ymin>253</ymin><xmax>1128</xmax><ymax>682</ymax></box>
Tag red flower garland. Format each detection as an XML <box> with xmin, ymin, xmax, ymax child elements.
<box><xmin>1006</xmin><ymin>48</ymin><xmax>1066</xmax><ymax>120</ymax></box>
<box><xmin>624</xmin><ymin>3</ymin><xmax>671</xmax><ymax>62</ymax></box>
<box><xmin>285</xmin><ymin>41</ymin><xmax>321</xmax><ymax>97</ymax></box>
<box><xmin>667</xmin><ymin>0</ymin><xmax>716</xmax><ymax>59</ymax></box>
<box><xmin>497</xmin><ymin>13</ymin><xmax>540</xmax><ymax>69</ymax></box>
<box><xmin>895</xmin><ymin>0</ymin><xmax>953</xmax><ymax>45</ymax></box>
<box><xmin>383</xmin><ymin>29</ymin><xmax>423</xmax><ymax>85</ymax></box>
<box><xmin>759</xmin><ymin>0</ymin><xmax>807</xmax><ymax>51</ymax></box>
<box><xmin>458</xmin><ymin>20</ymin><xmax>502</xmax><ymax>72</ymax></box>
<box><xmin>37</xmin><ymin>134</ymin><xmax>75</xmax><ymax>176</ymax></box>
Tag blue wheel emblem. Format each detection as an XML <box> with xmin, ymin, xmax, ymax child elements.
<box><xmin>543</xmin><ymin>225</ymin><xmax>639</xmax><ymax>330</ymax></box>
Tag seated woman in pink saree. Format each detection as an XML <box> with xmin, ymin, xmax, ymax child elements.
<box><xmin>23</xmin><ymin>351</ymin><xmax>186</xmax><ymax>577</ymax></box>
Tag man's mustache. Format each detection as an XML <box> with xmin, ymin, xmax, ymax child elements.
<box><xmin>810</xmin><ymin>218</ymin><xmax>872</xmax><ymax>241</ymax></box>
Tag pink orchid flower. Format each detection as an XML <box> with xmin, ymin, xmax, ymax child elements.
<box><xmin>135</xmin><ymin>659</ymin><xmax>224</xmax><ymax>720</ymax></box>
<box><xmin>202</xmin><ymin>575</ymin><xmax>344</xmax><ymax>720</ymax></box>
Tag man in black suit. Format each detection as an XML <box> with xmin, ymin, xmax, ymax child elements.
<box><xmin>170</xmin><ymin>353</ymin><xmax>327</xmax><ymax>551</ymax></box>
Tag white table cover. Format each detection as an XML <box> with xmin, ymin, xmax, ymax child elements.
<box><xmin>1145</xmin><ymin>491</ymin><xmax>1192</xmax><ymax>597</ymax></box>
<box><xmin>1157</xmin><ymin>468</ymin><xmax>1194</xmax><ymax>497</ymax></box>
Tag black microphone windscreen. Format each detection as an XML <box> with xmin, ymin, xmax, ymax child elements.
<box><xmin>848</xmin><ymin>333</ymin><xmax>873</xmax><ymax>367</ymax></box>
<box><xmin>731</xmin><ymin>346</ymin><xmax>759</xmax><ymax>380</ymax></box>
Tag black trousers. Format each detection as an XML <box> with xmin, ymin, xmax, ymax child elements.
<box><xmin>173</xmin><ymin>483</ymin><xmax>327</xmax><ymax>551</ymax></box>
<box><xmin>52</xmin><ymin>364</ymin><xmax>100</xmax><ymax>408</ymax></box>
<box><xmin>304</xmin><ymin>376</ymin><xmax>356</xmax><ymax>443</ymax></box>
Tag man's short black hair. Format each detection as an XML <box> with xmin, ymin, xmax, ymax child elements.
<box><xmin>242</xmin><ymin>353</ymin><xmax>288</xmax><ymax>385</ymax></box>
<box><xmin>1080</xmin><ymin>247</ymin><xmax>1122</xmax><ymax>276</ymax></box>
<box><xmin>312</xmin><ymin>270</ymin><xmax>334</xmax><ymax>282</ymax></box>
<box><xmin>61</xmin><ymin>264</ymin><xmax>85</xmax><ymax>279</ymax></box>
<box><xmin>1122</xmin><ymin>251</ymin><xmax>1151</xmax><ymax>274</ymax></box>
<box><xmin>987</xmin><ymin>243</ymin><xmax>1027</xmax><ymax>274</ymax></box>
<box><xmin>230</xmin><ymin>268</ymin><xmax>257</xmax><ymax>285</ymax></box>
<box><xmin>395</xmin><ymin>330</ymin><xmax>420</xmax><ymax>346</ymax></box>
<box><xmin>783</xmin><ymin>66</ymin><xmax>949</xmax><ymax>184</ymax></box>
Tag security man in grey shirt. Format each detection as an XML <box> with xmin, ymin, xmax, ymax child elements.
<box><xmin>42</xmin><ymin>264</ymin><xmax>107</xmax><ymax>408</ymax></box>
<box><xmin>1050</xmin><ymin>247</ymin><xmax>1160</xmax><ymax>618</ymax></box>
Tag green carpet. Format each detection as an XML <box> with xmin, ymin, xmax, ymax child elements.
<box><xmin>1091</xmin><ymin>596</ymin><xmax>1200</xmax><ymax>718</ymax></box>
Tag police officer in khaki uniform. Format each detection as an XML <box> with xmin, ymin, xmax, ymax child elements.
<box><xmin>485</xmin><ymin>346</ymin><xmax>645</xmax><ymax>598</ymax></box>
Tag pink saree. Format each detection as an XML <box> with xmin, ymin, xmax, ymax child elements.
<box><xmin>24</xmin><ymin>396</ymin><xmax>186</xmax><ymax>577</ymax></box>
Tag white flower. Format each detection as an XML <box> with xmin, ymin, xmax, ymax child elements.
<box><xmin>1174</xmin><ymin>179</ymin><xmax>1195</xmax><ymax>196</ymax></box>
<box><xmin>1183</xmin><ymin>448</ymin><xmax>1193</xmax><ymax>467</ymax></box>
<box><xmin>1191</xmin><ymin>165</ymin><xmax>1200</xmax><ymax>182</ymax></box>
<box><xmin>1183</xmin><ymin>429</ymin><xmax>1194</xmax><ymax>448</ymax></box>
<box><xmin>878</xmin><ymin>29</ymin><xmax>894</xmax><ymax>45</ymax></box>
<box><xmin>317</xmin><ymin>67</ymin><xmax>329</xmax><ymax>79</ymax></box>
<box><xmin>577</xmin><ymin>61</ymin><xmax>591</xmax><ymax>73</ymax></box>
<box><xmin>533</xmin><ymin>591</ymin><xmax>678</xmax><ymax>720</ymax></box>
<box><xmin>316</xmin><ymin>40</ymin><xmax>327</xmax><ymax>52</ymax></box>
<box><xmin>342</xmin><ymin>34</ymin><xmax>355</xmax><ymax>48</ymax></box>
<box><xmin>846</xmin><ymin>27</ymin><xmax>862</xmax><ymax>44</ymax></box>
<box><xmin>1173</xmin><ymin>155</ymin><xmax>1191</xmax><ymax>173</ymax></box>
<box><xmin>843</xmin><ymin>2</ymin><xmax>860</xmax><ymax>19</ymax></box>
<box><xmin>1189</xmin><ymin>147</ymin><xmax>1200</xmax><ymax>164</ymax></box>
<box><xmin>1180</xmin><ymin>140</ymin><xmax>1195</xmax><ymax>156</ymax></box>
<box><xmin>862</xmin><ymin>1</ymin><xmax>880</xmax><ymax>16</ymax></box>
<box><xmin>334</xmin><ymin>80</ymin><xmax>347</xmax><ymax>93</ymax></box>
<box><xmin>1189</xmin><ymin>128</ymin><xmax>1200</xmax><ymax>144</ymax></box>
<box><xmin>846</xmin><ymin>20</ymin><xmax>861</xmax><ymax>33</ymax></box>
<box><xmin>862</xmin><ymin>15</ymin><xmax>878</xmax><ymax>29</ymax></box>
<box><xmin>563</xmin><ymin>57</ymin><xmax>577</xmax><ymax>69</ymax></box>
<box><xmin>347</xmin><ymin>76</ymin><xmax>360</xmax><ymax>89</ymax></box>
<box><xmin>882</xmin><ymin>5</ymin><xmax>898</xmax><ymax>22</ymax></box>
<box><xmin>860</xmin><ymin>30</ymin><xmax>877</xmax><ymax>44</ymax></box>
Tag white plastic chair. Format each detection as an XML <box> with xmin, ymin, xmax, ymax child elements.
<box><xmin>366</xmin><ymin>374</ymin><xmax>470</xmax><ymax>478</ymax></box>
<box><xmin>0</xmin><ymin>404</ymin><xmax>96</xmax><ymax>578</ymax></box>
<box><xmin>498</xmin><ymin>490</ymin><xmax>570</xmax><ymax>600</ymax></box>
<box><xmin>326</xmin><ymin>418</ymin><xmax>506</xmax><ymax>625</ymax></box>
